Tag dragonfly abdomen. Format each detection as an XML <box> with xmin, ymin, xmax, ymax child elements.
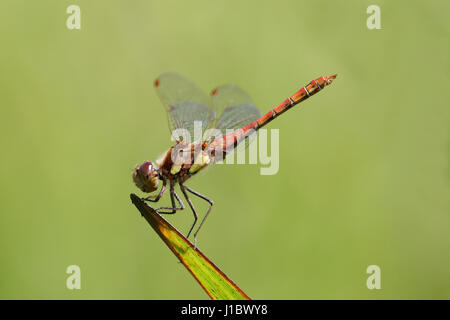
<box><xmin>212</xmin><ymin>75</ymin><xmax>337</xmax><ymax>153</ymax></box>
<box><xmin>250</xmin><ymin>75</ymin><xmax>336</xmax><ymax>131</ymax></box>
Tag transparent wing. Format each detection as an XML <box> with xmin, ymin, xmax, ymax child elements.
<box><xmin>154</xmin><ymin>73</ymin><xmax>216</xmax><ymax>143</ymax></box>
<box><xmin>205</xmin><ymin>84</ymin><xmax>262</xmax><ymax>142</ymax></box>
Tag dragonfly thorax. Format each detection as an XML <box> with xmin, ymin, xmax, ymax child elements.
<box><xmin>154</xmin><ymin>143</ymin><xmax>213</xmax><ymax>182</ymax></box>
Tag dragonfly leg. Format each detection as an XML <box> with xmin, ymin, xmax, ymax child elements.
<box><xmin>179</xmin><ymin>184</ymin><xmax>198</xmax><ymax>245</ymax></box>
<box><xmin>179</xmin><ymin>184</ymin><xmax>214</xmax><ymax>249</ymax></box>
<box><xmin>185</xmin><ymin>186</ymin><xmax>214</xmax><ymax>247</ymax></box>
<box><xmin>156</xmin><ymin>182</ymin><xmax>184</xmax><ymax>214</ymax></box>
<box><xmin>143</xmin><ymin>180</ymin><xmax>166</xmax><ymax>203</ymax></box>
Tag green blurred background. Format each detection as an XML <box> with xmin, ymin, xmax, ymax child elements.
<box><xmin>0</xmin><ymin>0</ymin><xmax>449</xmax><ymax>299</ymax></box>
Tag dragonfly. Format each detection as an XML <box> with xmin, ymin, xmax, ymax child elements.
<box><xmin>133</xmin><ymin>72</ymin><xmax>337</xmax><ymax>247</ymax></box>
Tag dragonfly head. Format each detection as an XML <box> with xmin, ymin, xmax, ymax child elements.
<box><xmin>132</xmin><ymin>161</ymin><xmax>159</xmax><ymax>193</ymax></box>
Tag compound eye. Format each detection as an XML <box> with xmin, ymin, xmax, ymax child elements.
<box><xmin>138</xmin><ymin>162</ymin><xmax>153</xmax><ymax>176</ymax></box>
